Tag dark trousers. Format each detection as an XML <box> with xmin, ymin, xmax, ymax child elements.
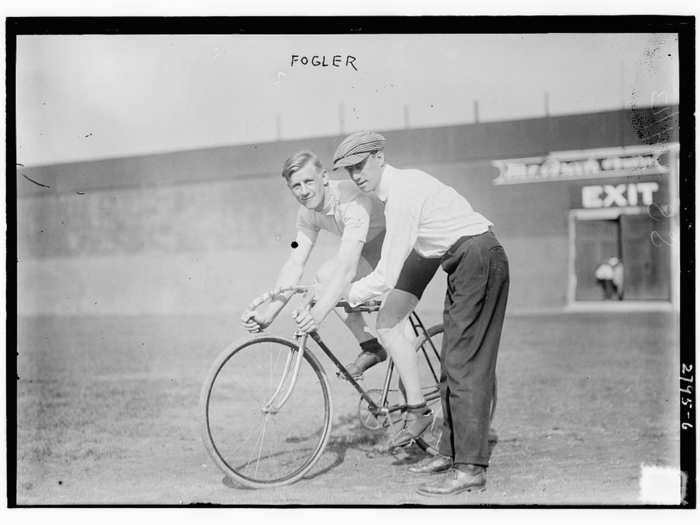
<box><xmin>438</xmin><ymin>229</ymin><xmax>509</xmax><ymax>466</ymax></box>
<box><xmin>597</xmin><ymin>278</ymin><xmax>619</xmax><ymax>300</ymax></box>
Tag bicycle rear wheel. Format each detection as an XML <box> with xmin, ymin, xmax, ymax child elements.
<box><xmin>411</xmin><ymin>324</ymin><xmax>445</xmax><ymax>455</ymax></box>
<box><xmin>200</xmin><ymin>336</ymin><xmax>332</xmax><ymax>488</ymax></box>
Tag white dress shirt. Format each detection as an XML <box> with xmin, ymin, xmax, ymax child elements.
<box><xmin>347</xmin><ymin>164</ymin><xmax>492</xmax><ymax>305</ymax></box>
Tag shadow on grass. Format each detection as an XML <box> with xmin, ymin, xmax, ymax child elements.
<box><xmin>220</xmin><ymin>416</ymin><xmax>499</xmax><ymax>489</ymax></box>
<box><xmin>301</xmin><ymin>415</ymin><xmax>382</xmax><ymax>480</ymax></box>
<box><xmin>304</xmin><ymin>413</ymin><xmax>437</xmax><ymax>480</ymax></box>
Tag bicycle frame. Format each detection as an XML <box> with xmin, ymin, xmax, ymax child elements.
<box><xmin>407</xmin><ymin>313</ymin><xmax>441</xmax><ymax>386</ymax></box>
<box><xmin>247</xmin><ymin>285</ymin><xmax>441</xmax><ymax>422</ymax></box>
<box><xmin>307</xmin><ymin>311</ymin><xmax>441</xmax><ymax>421</ymax></box>
<box><xmin>257</xmin><ymin>311</ymin><xmax>441</xmax><ymax>425</ymax></box>
<box><xmin>201</xmin><ymin>286</ymin><xmax>448</xmax><ymax>488</ymax></box>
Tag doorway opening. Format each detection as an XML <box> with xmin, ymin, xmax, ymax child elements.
<box><xmin>569</xmin><ymin>208</ymin><xmax>671</xmax><ymax>303</ymax></box>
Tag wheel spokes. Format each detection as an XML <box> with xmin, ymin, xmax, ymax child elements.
<box><xmin>203</xmin><ymin>338</ymin><xmax>331</xmax><ymax>486</ymax></box>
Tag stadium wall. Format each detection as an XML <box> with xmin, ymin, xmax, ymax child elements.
<box><xmin>16</xmin><ymin>106</ymin><xmax>678</xmax><ymax>315</ymax></box>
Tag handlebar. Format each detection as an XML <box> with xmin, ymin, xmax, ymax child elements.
<box><xmin>245</xmin><ymin>285</ymin><xmax>314</xmax><ymax>312</ymax></box>
<box><xmin>335</xmin><ymin>300</ymin><xmax>382</xmax><ymax>313</ymax></box>
<box><xmin>246</xmin><ymin>285</ymin><xmax>382</xmax><ymax>315</ymax></box>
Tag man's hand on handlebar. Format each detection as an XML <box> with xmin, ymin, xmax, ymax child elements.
<box><xmin>240</xmin><ymin>309</ymin><xmax>272</xmax><ymax>333</ymax></box>
<box><xmin>292</xmin><ymin>306</ymin><xmax>322</xmax><ymax>334</ymax></box>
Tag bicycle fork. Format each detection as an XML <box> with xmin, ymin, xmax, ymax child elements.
<box><xmin>261</xmin><ymin>333</ymin><xmax>308</xmax><ymax>414</ymax></box>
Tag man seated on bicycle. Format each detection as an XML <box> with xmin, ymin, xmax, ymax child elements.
<box><xmin>241</xmin><ymin>150</ymin><xmax>388</xmax><ymax>379</ymax></box>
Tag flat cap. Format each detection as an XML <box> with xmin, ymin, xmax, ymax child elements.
<box><xmin>332</xmin><ymin>131</ymin><xmax>386</xmax><ymax>169</ymax></box>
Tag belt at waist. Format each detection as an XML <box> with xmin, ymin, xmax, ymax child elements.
<box><xmin>442</xmin><ymin>228</ymin><xmax>492</xmax><ymax>262</ymax></box>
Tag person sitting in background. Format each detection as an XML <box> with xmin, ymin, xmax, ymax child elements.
<box><xmin>610</xmin><ymin>257</ymin><xmax>624</xmax><ymax>300</ymax></box>
<box><xmin>595</xmin><ymin>257</ymin><xmax>624</xmax><ymax>300</ymax></box>
<box><xmin>595</xmin><ymin>259</ymin><xmax>615</xmax><ymax>300</ymax></box>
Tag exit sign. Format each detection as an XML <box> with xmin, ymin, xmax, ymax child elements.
<box><xmin>581</xmin><ymin>182</ymin><xmax>660</xmax><ymax>209</ymax></box>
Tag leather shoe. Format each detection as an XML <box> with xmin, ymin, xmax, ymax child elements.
<box><xmin>417</xmin><ymin>466</ymin><xmax>486</xmax><ymax>496</ymax></box>
<box><xmin>408</xmin><ymin>454</ymin><xmax>452</xmax><ymax>474</ymax></box>
<box><xmin>338</xmin><ymin>348</ymin><xmax>387</xmax><ymax>380</ymax></box>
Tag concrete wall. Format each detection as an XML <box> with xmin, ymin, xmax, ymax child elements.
<box><xmin>16</xmin><ymin>106</ymin><xmax>678</xmax><ymax>315</ymax></box>
<box><xmin>17</xmin><ymin>177</ymin><xmax>298</xmax><ymax>257</ymax></box>
<box><xmin>17</xmin><ymin>105</ymin><xmax>677</xmax><ymax>199</ymax></box>
<box><xmin>16</xmin><ymin>160</ymin><xmax>564</xmax><ymax>315</ymax></box>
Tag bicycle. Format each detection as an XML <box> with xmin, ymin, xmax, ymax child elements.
<box><xmin>200</xmin><ymin>285</ymin><xmax>495</xmax><ymax>489</ymax></box>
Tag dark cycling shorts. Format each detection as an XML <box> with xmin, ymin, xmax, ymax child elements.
<box><xmin>395</xmin><ymin>249</ymin><xmax>441</xmax><ymax>300</ymax></box>
<box><xmin>361</xmin><ymin>230</ymin><xmax>440</xmax><ymax>301</ymax></box>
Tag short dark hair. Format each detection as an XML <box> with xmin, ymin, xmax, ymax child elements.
<box><xmin>281</xmin><ymin>151</ymin><xmax>323</xmax><ymax>181</ymax></box>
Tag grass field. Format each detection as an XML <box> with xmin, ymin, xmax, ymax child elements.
<box><xmin>16</xmin><ymin>309</ymin><xmax>680</xmax><ymax>505</ymax></box>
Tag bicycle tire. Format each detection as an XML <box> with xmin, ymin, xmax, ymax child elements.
<box><xmin>200</xmin><ymin>336</ymin><xmax>333</xmax><ymax>488</ymax></box>
<box><xmin>411</xmin><ymin>324</ymin><xmax>445</xmax><ymax>455</ymax></box>
<box><xmin>413</xmin><ymin>324</ymin><xmax>498</xmax><ymax>454</ymax></box>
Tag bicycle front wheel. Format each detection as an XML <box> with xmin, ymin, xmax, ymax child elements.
<box><xmin>200</xmin><ymin>336</ymin><xmax>332</xmax><ymax>488</ymax></box>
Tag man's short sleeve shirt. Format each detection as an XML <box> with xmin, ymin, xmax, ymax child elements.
<box><xmin>295</xmin><ymin>180</ymin><xmax>385</xmax><ymax>245</ymax></box>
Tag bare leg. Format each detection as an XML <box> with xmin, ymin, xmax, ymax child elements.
<box><xmin>376</xmin><ymin>290</ymin><xmax>424</xmax><ymax>406</ymax></box>
<box><xmin>343</xmin><ymin>311</ymin><xmax>374</xmax><ymax>344</ymax></box>
<box><xmin>377</xmin><ymin>289</ymin><xmax>434</xmax><ymax>447</ymax></box>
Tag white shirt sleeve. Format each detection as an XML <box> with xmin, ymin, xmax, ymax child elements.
<box><xmin>339</xmin><ymin>197</ymin><xmax>372</xmax><ymax>243</ymax></box>
<box><xmin>347</xmin><ymin>196</ymin><xmax>419</xmax><ymax>306</ymax></box>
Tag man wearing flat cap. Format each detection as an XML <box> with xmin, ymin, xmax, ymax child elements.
<box><xmin>333</xmin><ymin>130</ymin><xmax>510</xmax><ymax>496</ymax></box>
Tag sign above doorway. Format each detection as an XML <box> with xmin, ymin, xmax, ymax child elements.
<box><xmin>492</xmin><ymin>144</ymin><xmax>674</xmax><ymax>186</ymax></box>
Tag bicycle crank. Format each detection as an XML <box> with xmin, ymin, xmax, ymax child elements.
<box><xmin>357</xmin><ymin>388</ymin><xmax>405</xmax><ymax>431</ymax></box>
